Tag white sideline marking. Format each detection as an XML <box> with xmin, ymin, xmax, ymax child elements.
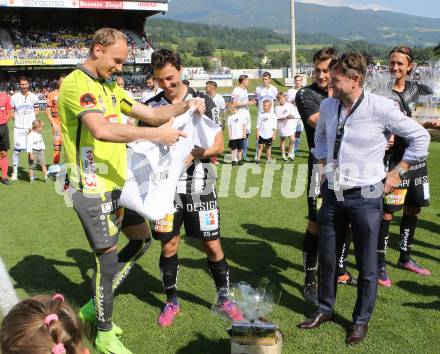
<box><xmin>0</xmin><ymin>257</ymin><xmax>19</xmax><ymax>315</ymax></box>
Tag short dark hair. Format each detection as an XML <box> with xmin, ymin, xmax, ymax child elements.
<box><xmin>151</xmin><ymin>48</ymin><xmax>183</xmax><ymax>71</ymax></box>
<box><xmin>238</xmin><ymin>74</ymin><xmax>249</xmax><ymax>84</ymax></box>
<box><xmin>330</xmin><ymin>52</ymin><xmax>367</xmax><ymax>86</ymax></box>
<box><xmin>262</xmin><ymin>71</ymin><xmax>271</xmax><ymax>79</ymax></box>
<box><xmin>18</xmin><ymin>76</ymin><xmax>29</xmax><ymax>83</ymax></box>
<box><xmin>146</xmin><ymin>73</ymin><xmax>155</xmax><ymax>81</ymax></box>
<box><xmin>294</xmin><ymin>74</ymin><xmax>302</xmax><ymax>80</ymax></box>
<box><xmin>206</xmin><ymin>80</ymin><xmax>217</xmax><ymax>88</ymax></box>
<box><xmin>313</xmin><ymin>47</ymin><xmax>337</xmax><ymax>64</ymax></box>
<box><xmin>388</xmin><ymin>45</ymin><xmax>414</xmax><ymax>64</ymax></box>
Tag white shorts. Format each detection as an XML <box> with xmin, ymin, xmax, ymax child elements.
<box><xmin>14</xmin><ymin>128</ymin><xmax>28</xmax><ymax>150</ymax></box>
<box><xmin>296</xmin><ymin>119</ymin><xmax>304</xmax><ymax>133</ymax></box>
<box><xmin>277</xmin><ymin>119</ymin><xmax>297</xmax><ymax>137</ymax></box>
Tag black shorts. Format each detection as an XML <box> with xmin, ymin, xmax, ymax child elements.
<box><xmin>258</xmin><ymin>136</ymin><xmax>273</xmax><ymax>146</ymax></box>
<box><xmin>229</xmin><ymin>138</ymin><xmax>244</xmax><ymax>150</ymax></box>
<box><xmin>71</xmin><ymin>189</ymin><xmax>145</xmax><ymax>250</ymax></box>
<box><xmin>307</xmin><ymin>154</ymin><xmax>322</xmax><ymax>222</ymax></box>
<box><xmin>121</xmin><ymin>207</ymin><xmax>146</xmax><ymax>229</ymax></box>
<box><xmin>384</xmin><ymin>161</ymin><xmax>430</xmax><ymax>212</ymax></box>
<box><xmin>151</xmin><ymin>185</ymin><xmax>220</xmax><ymax>242</ymax></box>
<box><xmin>0</xmin><ymin>124</ymin><xmax>10</xmax><ymax>151</ymax></box>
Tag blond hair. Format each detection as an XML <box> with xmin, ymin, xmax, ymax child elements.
<box><xmin>31</xmin><ymin>119</ymin><xmax>43</xmax><ymax>131</ymax></box>
<box><xmin>89</xmin><ymin>28</ymin><xmax>127</xmax><ymax>54</ymax></box>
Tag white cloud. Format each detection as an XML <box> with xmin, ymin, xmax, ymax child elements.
<box><xmin>297</xmin><ymin>0</ymin><xmax>391</xmax><ymax>12</ymax></box>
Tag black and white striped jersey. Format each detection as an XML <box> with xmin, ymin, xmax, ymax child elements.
<box><xmin>143</xmin><ymin>87</ymin><xmax>220</xmax><ymax>194</ymax></box>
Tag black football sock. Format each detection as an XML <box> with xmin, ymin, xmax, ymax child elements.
<box><xmin>303</xmin><ymin>230</ymin><xmax>319</xmax><ymax>284</ymax></box>
<box><xmin>159</xmin><ymin>254</ymin><xmax>179</xmax><ymax>304</ymax></box>
<box><xmin>207</xmin><ymin>258</ymin><xmax>230</xmax><ymax>304</ymax></box>
<box><xmin>378</xmin><ymin>219</ymin><xmax>391</xmax><ymax>269</ymax></box>
<box><xmin>112</xmin><ymin>238</ymin><xmax>152</xmax><ymax>292</ymax></box>
<box><xmin>399</xmin><ymin>214</ymin><xmax>417</xmax><ymax>263</ymax></box>
<box><xmin>92</xmin><ymin>250</ymin><xmax>118</xmax><ymax>331</ymax></box>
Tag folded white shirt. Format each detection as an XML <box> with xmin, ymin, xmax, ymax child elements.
<box><xmin>120</xmin><ymin>108</ymin><xmax>220</xmax><ymax>220</ymax></box>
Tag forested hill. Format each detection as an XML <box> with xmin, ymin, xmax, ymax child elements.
<box><xmin>163</xmin><ymin>0</ymin><xmax>440</xmax><ymax>46</ymax></box>
<box><xmin>147</xmin><ymin>19</ymin><xmax>289</xmax><ymax>52</ymax></box>
<box><xmin>147</xmin><ymin>18</ymin><xmax>345</xmax><ymax>52</ymax></box>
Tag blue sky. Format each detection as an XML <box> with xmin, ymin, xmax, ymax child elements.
<box><xmin>298</xmin><ymin>0</ymin><xmax>440</xmax><ymax>19</ymax></box>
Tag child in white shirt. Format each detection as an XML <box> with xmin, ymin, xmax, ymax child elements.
<box><xmin>256</xmin><ymin>100</ymin><xmax>277</xmax><ymax>164</ymax></box>
<box><xmin>227</xmin><ymin>106</ymin><xmax>247</xmax><ymax>166</ymax></box>
<box><xmin>27</xmin><ymin>119</ymin><xmax>48</xmax><ymax>183</ymax></box>
<box><xmin>275</xmin><ymin>92</ymin><xmax>297</xmax><ymax>161</ymax></box>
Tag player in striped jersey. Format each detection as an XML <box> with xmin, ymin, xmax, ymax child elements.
<box><xmin>144</xmin><ymin>49</ymin><xmax>244</xmax><ymax>327</ymax></box>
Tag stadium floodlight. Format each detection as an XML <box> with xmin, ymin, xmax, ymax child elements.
<box><xmin>291</xmin><ymin>0</ymin><xmax>297</xmax><ymax>77</ymax></box>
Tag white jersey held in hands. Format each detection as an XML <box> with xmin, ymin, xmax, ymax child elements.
<box><xmin>275</xmin><ymin>101</ymin><xmax>298</xmax><ymax>137</ymax></box>
<box><xmin>120</xmin><ymin>108</ymin><xmax>221</xmax><ymax>221</ymax></box>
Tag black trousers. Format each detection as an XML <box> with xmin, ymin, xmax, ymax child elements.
<box><xmin>317</xmin><ymin>182</ymin><xmax>383</xmax><ymax>325</ymax></box>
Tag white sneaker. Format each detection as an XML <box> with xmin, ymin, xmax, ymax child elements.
<box><xmin>11</xmin><ymin>173</ymin><xmax>17</xmax><ymax>181</ymax></box>
<box><xmin>281</xmin><ymin>154</ymin><xmax>287</xmax><ymax>161</ymax></box>
<box><xmin>288</xmin><ymin>154</ymin><xmax>295</xmax><ymax>161</ymax></box>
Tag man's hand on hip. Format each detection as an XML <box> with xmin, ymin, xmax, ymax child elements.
<box><xmin>384</xmin><ymin>169</ymin><xmax>400</xmax><ymax>194</ymax></box>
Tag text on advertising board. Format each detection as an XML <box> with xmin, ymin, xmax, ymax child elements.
<box><xmin>79</xmin><ymin>0</ymin><xmax>123</xmax><ymax>9</ymax></box>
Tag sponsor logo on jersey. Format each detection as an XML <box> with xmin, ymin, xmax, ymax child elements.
<box><xmin>154</xmin><ymin>214</ymin><xmax>174</xmax><ymax>233</ymax></box>
<box><xmin>199</xmin><ymin>209</ymin><xmax>218</xmax><ymax>232</ymax></box>
<box><xmin>81</xmin><ymin>146</ymin><xmax>99</xmax><ymax>189</ymax></box>
<box><xmin>150</xmin><ymin>170</ymin><xmax>170</xmax><ymax>185</ymax></box>
<box><xmin>80</xmin><ymin>93</ymin><xmax>97</xmax><ymax>108</ymax></box>
<box><xmin>384</xmin><ymin>189</ymin><xmax>407</xmax><ymax>206</ymax></box>
<box><xmin>105</xmin><ymin>114</ymin><xmax>118</xmax><ymax>123</ymax></box>
<box><xmin>101</xmin><ymin>202</ymin><xmax>113</xmax><ymax>214</ymax></box>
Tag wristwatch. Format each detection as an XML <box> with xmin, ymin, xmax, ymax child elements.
<box><xmin>394</xmin><ymin>165</ymin><xmax>409</xmax><ymax>179</ymax></box>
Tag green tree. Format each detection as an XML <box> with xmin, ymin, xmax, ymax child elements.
<box><xmin>435</xmin><ymin>43</ymin><xmax>440</xmax><ymax>56</ymax></box>
<box><xmin>221</xmin><ymin>50</ymin><xmax>236</xmax><ymax>68</ymax></box>
<box><xmin>195</xmin><ymin>39</ymin><xmax>215</xmax><ymax>57</ymax></box>
<box><xmin>413</xmin><ymin>47</ymin><xmax>436</xmax><ymax>62</ymax></box>
<box><xmin>269</xmin><ymin>51</ymin><xmax>290</xmax><ymax>68</ymax></box>
<box><xmin>201</xmin><ymin>57</ymin><xmax>213</xmax><ymax>71</ymax></box>
<box><xmin>178</xmin><ymin>38</ymin><xmax>197</xmax><ymax>53</ymax></box>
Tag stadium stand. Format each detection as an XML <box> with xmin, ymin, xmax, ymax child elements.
<box><xmin>0</xmin><ymin>27</ymin><xmax>152</xmax><ymax>60</ymax></box>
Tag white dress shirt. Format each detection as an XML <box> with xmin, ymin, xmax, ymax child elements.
<box><xmin>313</xmin><ymin>91</ymin><xmax>430</xmax><ymax>189</ymax></box>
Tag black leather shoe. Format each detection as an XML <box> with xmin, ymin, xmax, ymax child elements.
<box><xmin>346</xmin><ymin>324</ymin><xmax>368</xmax><ymax>345</ymax></box>
<box><xmin>297</xmin><ymin>312</ymin><xmax>333</xmax><ymax>329</ymax></box>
